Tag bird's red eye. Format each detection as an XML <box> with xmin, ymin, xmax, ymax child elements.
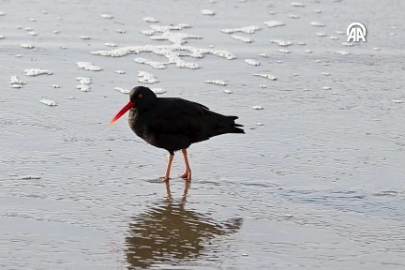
<box><xmin>138</xmin><ymin>94</ymin><xmax>143</xmax><ymax>98</ymax></box>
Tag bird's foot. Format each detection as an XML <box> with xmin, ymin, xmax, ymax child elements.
<box><xmin>160</xmin><ymin>175</ymin><xmax>170</xmax><ymax>182</ymax></box>
<box><xmin>180</xmin><ymin>170</ymin><xmax>192</xmax><ymax>181</ymax></box>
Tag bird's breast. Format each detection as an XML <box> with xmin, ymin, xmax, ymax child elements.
<box><xmin>128</xmin><ymin>109</ymin><xmax>144</xmax><ymax>137</ymax></box>
<box><xmin>128</xmin><ymin>109</ymin><xmax>153</xmax><ymax>141</ymax></box>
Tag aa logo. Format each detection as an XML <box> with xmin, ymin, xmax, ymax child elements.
<box><xmin>347</xmin><ymin>22</ymin><xmax>367</xmax><ymax>42</ymax></box>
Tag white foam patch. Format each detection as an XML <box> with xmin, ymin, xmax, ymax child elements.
<box><xmin>252</xmin><ymin>106</ymin><xmax>264</xmax><ymax>110</ymax></box>
<box><xmin>143</xmin><ymin>17</ymin><xmax>159</xmax><ymax>23</ymax></box>
<box><xmin>77</xmin><ymin>85</ymin><xmax>90</xmax><ymax>92</ymax></box>
<box><xmin>150</xmin><ymin>24</ymin><xmax>191</xmax><ymax>32</ymax></box>
<box><xmin>91</xmin><ymin>45</ymin><xmax>235</xmax><ymax>70</ymax></box>
<box><xmin>244</xmin><ymin>59</ymin><xmax>260</xmax><ymax>66</ymax></box>
<box><xmin>21</xmin><ymin>44</ymin><xmax>34</xmax><ymax>49</ymax></box>
<box><xmin>0</xmin><ymin>35</ymin><xmax>4</xmax><ymax>39</ymax></box>
<box><xmin>221</xmin><ymin>26</ymin><xmax>261</xmax><ymax>34</ymax></box>
<box><xmin>80</xmin><ymin>35</ymin><xmax>90</xmax><ymax>40</ymax></box>
<box><xmin>53</xmin><ymin>30</ymin><xmax>60</xmax><ymax>34</ymax></box>
<box><xmin>76</xmin><ymin>62</ymin><xmax>102</xmax><ymax>71</ymax></box>
<box><xmin>116</xmin><ymin>29</ymin><xmax>126</xmax><ymax>34</ymax></box>
<box><xmin>51</xmin><ymin>84</ymin><xmax>60</xmax><ymax>88</ymax></box>
<box><xmin>0</xmin><ymin>11</ymin><xmax>5</xmax><ymax>16</ymax></box>
<box><xmin>115</xmin><ymin>87</ymin><xmax>130</xmax><ymax>94</ymax></box>
<box><xmin>291</xmin><ymin>2</ymin><xmax>305</xmax><ymax>7</ymax></box>
<box><xmin>140</xmin><ymin>29</ymin><xmax>156</xmax><ymax>36</ymax></box>
<box><xmin>270</xmin><ymin>40</ymin><xmax>293</xmax><ymax>46</ymax></box>
<box><xmin>24</xmin><ymin>69</ymin><xmax>53</xmax><ymax>76</ymax></box>
<box><xmin>201</xmin><ymin>9</ymin><xmax>215</xmax><ymax>16</ymax></box>
<box><xmin>305</xmin><ymin>49</ymin><xmax>313</xmax><ymax>53</ymax></box>
<box><xmin>392</xmin><ymin>99</ymin><xmax>404</xmax><ymax>103</ymax></box>
<box><xmin>76</xmin><ymin>77</ymin><xmax>92</xmax><ymax>92</ymax></box>
<box><xmin>311</xmin><ymin>21</ymin><xmax>326</xmax><ymax>27</ymax></box>
<box><xmin>76</xmin><ymin>77</ymin><xmax>91</xmax><ymax>85</ymax></box>
<box><xmin>321</xmin><ymin>72</ymin><xmax>331</xmax><ymax>76</ymax></box>
<box><xmin>264</xmin><ymin>20</ymin><xmax>285</xmax><ymax>28</ymax></box>
<box><xmin>134</xmin><ymin>57</ymin><xmax>167</xmax><ymax>69</ymax></box>
<box><xmin>101</xmin><ymin>14</ymin><xmax>114</xmax><ymax>19</ymax></box>
<box><xmin>151</xmin><ymin>88</ymin><xmax>166</xmax><ymax>94</ymax></box>
<box><xmin>330</xmin><ymin>36</ymin><xmax>338</xmax><ymax>40</ymax></box>
<box><xmin>28</xmin><ymin>31</ymin><xmax>37</xmax><ymax>36</ymax></box>
<box><xmin>105</xmin><ymin>43</ymin><xmax>118</xmax><ymax>47</ymax></box>
<box><xmin>323</xmin><ymin>86</ymin><xmax>332</xmax><ymax>90</ymax></box>
<box><xmin>341</xmin><ymin>42</ymin><xmax>354</xmax><ymax>47</ymax></box>
<box><xmin>254</xmin><ymin>73</ymin><xmax>277</xmax><ymax>80</ymax></box>
<box><xmin>231</xmin><ymin>34</ymin><xmax>253</xmax><ymax>43</ymax></box>
<box><xmin>278</xmin><ymin>49</ymin><xmax>291</xmax><ymax>54</ymax></box>
<box><xmin>316</xmin><ymin>32</ymin><xmax>327</xmax><ymax>37</ymax></box>
<box><xmin>289</xmin><ymin>14</ymin><xmax>300</xmax><ymax>19</ymax></box>
<box><xmin>258</xmin><ymin>53</ymin><xmax>269</xmax><ymax>58</ymax></box>
<box><xmin>335</xmin><ymin>50</ymin><xmax>350</xmax><ymax>55</ymax></box>
<box><xmin>223</xmin><ymin>89</ymin><xmax>232</xmax><ymax>94</ymax></box>
<box><xmin>150</xmin><ymin>31</ymin><xmax>201</xmax><ymax>44</ymax></box>
<box><xmin>20</xmin><ymin>175</ymin><xmax>41</xmax><ymax>180</ymax></box>
<box><xmin>10</xmin><ymin>76</ymin><xmax>26</xmax><ymax>88</ymax></box>
<box><xmin>92</xmin><ymin>22</ymin><xmax>234</xmax><ymax>68</ymax></box>
<box><xmin>115</xmin><ymin>70</ymin><xmax>125</xmax><ymax>74</ymax></box>
<box><xmin>40</xmin><ymin>99</ymin><xmax>57</xmax><ymax>106</ymax></box>
<box><xmin>205</xmin><ymin>80</ymin><xmax>227</xmax><ymax>86</ymax></box>
<box><xmin>138</xmin><ymin>71</ymin><xmax>158</xmax><ymax>84</ymax></box>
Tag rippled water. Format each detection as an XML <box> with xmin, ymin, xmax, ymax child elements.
<box><xmin>1</xmin><ymin>0</ymin><xmax>404</xmax><ymax>269</ymax></box>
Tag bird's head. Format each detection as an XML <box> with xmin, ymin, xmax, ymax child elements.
<box><xmin>110</xmin><ymin>86</ymin><xmax>157</xmax><ymax>124</ymax></box>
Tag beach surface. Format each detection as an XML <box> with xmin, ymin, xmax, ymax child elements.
<box><xmin>1</xmin><ymin>0</ymin><xmax>404</xmax><ymax>269</ymax></box>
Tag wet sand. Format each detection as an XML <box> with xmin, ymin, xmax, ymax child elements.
<box><xmin>1</xmin><ymin>0</ymin><xmax>405</xmax><ymax>269</ymax></box>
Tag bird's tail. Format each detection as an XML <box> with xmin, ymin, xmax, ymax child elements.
<box><xmin>227</xmin><ymin>116</ymin><xmax>245</xmax><ymax>134</ymax></box>
<box><xmin>208</xmin><ymin>114</ymin><xmax>245</xmax><ymax>137</ymax></box>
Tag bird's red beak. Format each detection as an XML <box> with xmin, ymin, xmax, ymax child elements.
<box><xmin>110</xmin><ymin>101</ymin><xmax>134</xmax><ymax>125</ymax></box>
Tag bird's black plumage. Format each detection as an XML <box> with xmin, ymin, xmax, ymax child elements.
<box><xmin>127</xmin><ymin>86</ymin><xmax>244</xmax><ymax>155</ymax></box>
<box><xmin>110</xmin><ymin>86</ymin><xmax>244</xmax><ymax>181</ymax></box>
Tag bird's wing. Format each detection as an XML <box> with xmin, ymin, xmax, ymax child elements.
<box><xmin>149</xmin><ymin>98</ymin><xmax>207</xmax><ymax>136</ymax></box>
<box><xmin>190</xmin><ymin>101</ymin><xmax>209</xmax><ymax>110</ymax></box>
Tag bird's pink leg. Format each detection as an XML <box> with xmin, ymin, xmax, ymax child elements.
<box><xmin>160</xmin><ymin>153</ymin><xmax>174</xmax><ymax>182</ymax></box>
<box><xmin>180</xmin><ymin>149</ymin><xmax>192</xmax><ymax>181</ymax></box>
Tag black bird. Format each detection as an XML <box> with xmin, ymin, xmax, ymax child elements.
<box><xmin>110</xmin><ymin>86</ymin><xmax>244</xmax><ymax>181</ymax></box>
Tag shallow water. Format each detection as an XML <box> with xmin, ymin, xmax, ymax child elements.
<box><xmin>1</xmin><ymin>0</ymin><xmax>405</xmax><ymax>269</ymax></box>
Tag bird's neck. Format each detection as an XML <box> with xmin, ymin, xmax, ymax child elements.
<box><xmin>136</xmin><ymin>100</ymin><xmax>157</xmax><ymax>114</ymax></box>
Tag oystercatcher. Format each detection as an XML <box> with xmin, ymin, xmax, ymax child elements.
<box><xmin>110</xmin><ymin>86</ymin><xmax>244</xmax><ymax>181</ymax></box>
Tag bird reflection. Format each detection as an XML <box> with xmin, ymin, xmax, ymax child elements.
<box><xmin>125</xmin><ymin>182</ymin><xmax>242</xmax><ymax>269</ymax></box>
